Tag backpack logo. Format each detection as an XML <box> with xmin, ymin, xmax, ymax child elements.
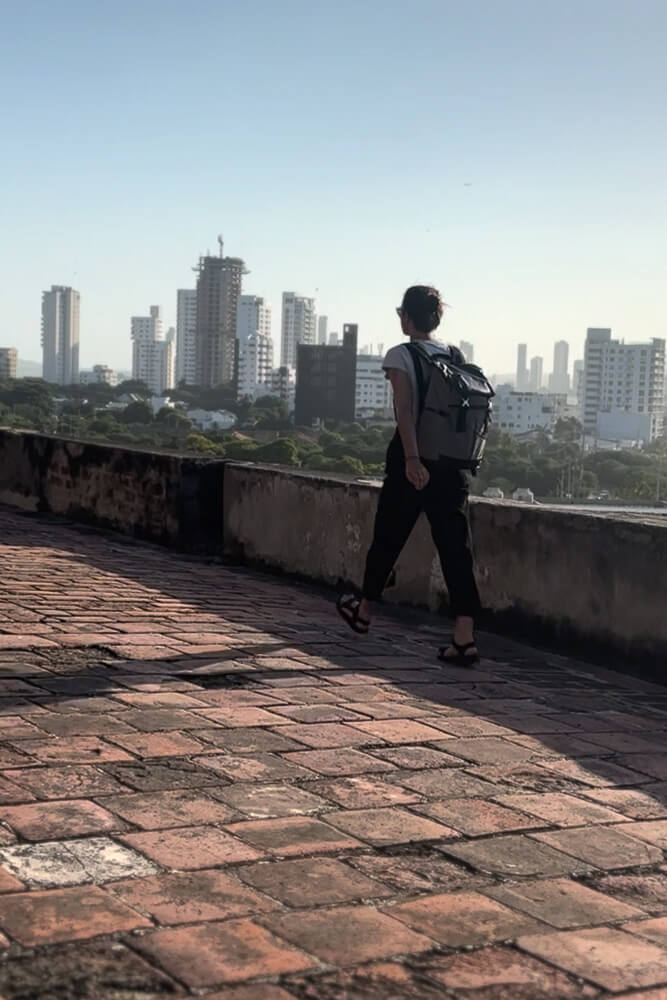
<box><xmin>406</xmin><ymin>343</ymin><xmax>495</xmax><ymax>470</ymax></box>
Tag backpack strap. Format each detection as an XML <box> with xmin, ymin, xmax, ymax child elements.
<box><xmin>405</xmin><ymin>342</ymin><xmax>461</xmax><ymax>415</ymax></box>
<box><xmin>404</xmin><ymin>343</ymin><xmax>429</xmax><ymax>415</ymax></box>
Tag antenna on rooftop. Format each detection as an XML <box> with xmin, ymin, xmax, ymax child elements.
<box><xmin>217</xmin><ymin>234</ymin><xmax>224</xmax><ymax>258</ymax></box>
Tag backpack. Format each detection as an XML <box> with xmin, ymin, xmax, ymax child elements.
<box><xmin>406</xmin><ymin>341</ymin><xmax>495</xmax><ymax>471</ymax></box>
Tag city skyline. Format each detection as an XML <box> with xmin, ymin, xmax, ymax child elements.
<box><xmin>3</xmin><ymin>2</ymin><xmax>666</xmax><ymax>375</ymax></box>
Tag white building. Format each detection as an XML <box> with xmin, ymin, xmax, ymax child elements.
<box><xmin>460</xmin><ymin>340</ymin><xmax>474</xmax><ymax>363</ymax></box>
<box><xmin>131</xmin><ymin>305</ymin><xmax>175</xmax><ymax>396</ymax></box>
<box><xmin>529</xmin><ymin>356</ymin><xmax>544</xmax><ymax>392</ymax></box>
<box><xmin>238</xmin><ymin>334</ymin><xmax>274</xmax><ymax>401</ymax></box>
<box><xmin>0</xmin><ymin>348</ymin><xmax>18</xmax><ymax>380</ymax></box>
<box><xmin>583</xmin><ymin>328</ymin><xmax>665</xmax><ymax>443</ymax></box>
<box><xmin>355</xmin><ymin>354</ymin><xmax>393</xmax><ymax>417</ymax></box>
<box><xmin>317</xmin><ymin>315</ymin><xmax>328</xmax><ymax>346</ymax></box>
<box><xmin>187</xmin><ymin>408</ymin><xmax>237</xmax><ymax>432</ymax></box>
<box><xmin>236</xmin><ymin>296</ymin><xmax>274</xmax><ymax>401</ymax></box>
<box><xmin>516</xmin><ymin>343</ymin><xmax>528</xmax><ymax>390</ymax></box>
<box><xmin>494</xmin><ymin>385</ymin><xmax>569</xmax><ymax>435</ymax></box>
<box><xmin>548</xmin><ymin>340</ymin><xmax>570</xmax><ymax>394</ymax></box>
<box><xmin>281</xmin><ymin>292</ymin><xmax>315</xmax><ymax>368</ymax></box>
<box><xmin>237</xmin><ymin>295</ymin><xmax>272</xmax><ymax>346</ymax></box>
<box><xmin>79</xmin><ymin>365</ymin><xmax>118</xmax><ymax>387</ymax></box>
<box><xmin>176</xmin><ymin>289</ymin><xmax>197</xmax><ymax>386</ymax></box>
<box><xmin>42</xmin><ymin>285</ymin><xmax>80</xmax><ymax>385</ymax></box>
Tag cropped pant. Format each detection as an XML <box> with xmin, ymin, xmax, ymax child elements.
<box><xmin>361</xmin><ymin>435</ymin><xmax>482</xmax><ymax>617</ymax></box>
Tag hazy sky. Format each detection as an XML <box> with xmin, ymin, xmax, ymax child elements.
<box><xmin>2</xmin><ymin>0</ymin><xmax>666</xmax><ymax>376</ymax></box>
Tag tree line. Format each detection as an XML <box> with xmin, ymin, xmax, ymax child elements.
<box><xmin>0</xmin><ymin>377</ymin><xmax>664</xmax><ymax>501</ymax></box>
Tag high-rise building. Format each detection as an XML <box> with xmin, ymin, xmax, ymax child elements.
<box><xmin>237</xmin><ymin>295</ymin><xmax>272</xmax><ymax>346</ymax></box>
<box><xmin>460</xmin><ymin>340</ymin><xmax>474</xmax><ymax>363</ymax></box>
<box><xmin>516</xmin><ymin>343</ymin><xmax>528</xmax><ymax>390</ymax></box>
<box><xmin>295</xmin><ymin>323</ymin><xmax>357</xmax><ymax>426</ymax></box>
<box><xmin>0</xmin><ymin>348</ymin><xmax>18</xmax><ymax>380</ymax></box>
<box><xmin>176</xmin><ymin>289</ymin><xmax>197</xmax><ymax>386</ymax></box>
<box><xmin>41</xmin><ymin>285</ymin><xmax>80</xmax><ymax>385</ymax></box>
<box><xmin>548</xmin><ymin>340</ymin><xmax>570</xmax><ymax>393</ymax></box>
<box><xmin>194</xmin><ymin>241</ymin><xmax>246</xmax><ymax>388</ymax></box>
<box><xmin>281</xmin><ymin>292</ymin><xmax>316</xmax><ymax>368</ymax></box>
<box><xmin>583</xmin><ymin>328</ymin><xmax>666</xmax><ymax>442</ymax></box>
<box><xmin>237</xmin><ymin>334</ymin><xmax>274</xmax><ymax>401</ymax></box>
<box><xmin>236</xmin><ymin>295</ymin><xmax>273</xmax><ymax>401</ymax></box>
<box><xmin>529</xmin><ymin>356</ymin><xmax>544</xmax><ymax>391</ymax></box>
<box><xmin>131</xmin><ymin>305</ymin><xmax>174</xmax><ymax>395</ymax></box>
<box><xmin>317</xmin><ymin>315</ymin><xmax>328</xmax><ymax>346</ymax></box>
<box><xmin>573</xmin><ymin>359</ymin><xmax>584</xmax><ymax>405</ymax></box>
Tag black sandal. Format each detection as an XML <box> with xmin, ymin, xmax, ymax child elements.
<box><xmin>336</xmin><ymin>593</ymin><xmax>370</xmax><ymax>635</ymax></box>
<box><xmin>438</xmin><ymin>640</ymin><xmax>480</xmax><ymax>667</ymax></box>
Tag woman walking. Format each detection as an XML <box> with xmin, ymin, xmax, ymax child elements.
<box><xmin>337</xmin><ymin>285</ymin><xmax>485</xmax><ymax>666</ymax></box>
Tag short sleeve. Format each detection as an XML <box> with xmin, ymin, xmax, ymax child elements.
<box><xmin>382</xmin><ymin>344</ymin><xmax>411</xmax><ymax>373</ymax></box>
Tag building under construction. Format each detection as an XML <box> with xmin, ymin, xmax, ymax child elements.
<box><xmin>194</xmin><ymin>237</ymin><xmax>247</xmax><ymax>388</ymax></box>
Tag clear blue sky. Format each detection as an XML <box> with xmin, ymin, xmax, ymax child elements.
<box><xmin>2</xmin><ymin>0</ymin><xmax>666</xmax><ymax>376</ymax></box>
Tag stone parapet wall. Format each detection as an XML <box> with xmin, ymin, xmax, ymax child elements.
<box><xmin>0</xmin><ymin>429</ymin><xmax>224</xmax><ymax>552</ymax></box>
<box><xmin>223</xmin><ymin>463</ymin><xmax>667</xmax><ymax>665</ymax></box>
<box><xmin>0</xmin><ymin>430</ymin><xmax>664</xmax><ymax>664</ymax></box>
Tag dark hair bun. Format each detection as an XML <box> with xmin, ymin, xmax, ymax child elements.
<box><xmin>401</xmin><ymin>285</ymin><xmax>444</xmax><ymax>334</ymax></box>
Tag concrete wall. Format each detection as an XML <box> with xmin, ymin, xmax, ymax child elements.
<box><xmin>223</xmin><ymin>463</ymin><xmax>667</xmax><ymax>665</ymax></box>
<box><xmin>0</xmin><ymin>429</ymin><xmax>224</xmax><ymax>552</ymax></box>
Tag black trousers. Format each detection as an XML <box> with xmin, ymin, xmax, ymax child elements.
<box><xmin>362</xmin><ymin>435</ymin><xmax>482</xmax><ymax>617</ymax></box>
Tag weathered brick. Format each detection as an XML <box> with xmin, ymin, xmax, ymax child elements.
<box><xmin>419</xmin><ymin>797</ymin><xmax>537</xmax><ymax>835</ymax></box>
<box><xmin>134</xmin><ymin>919</ymin><xmax>314</xmax><ymax>987</ymax></box>
<box><xmin>226</xmin><ymin>816</ymin><xmax>362</xmax><ymax>856</ymax></box>
<box><xmin>325</xmin><ymin>806</ymin><xmax>457</xmax><ymax>846</ymax></box>
<box><xmin>444</xmin><ymin>834</ymin><xmax>590</xmax><ymax>877</ymax></box>
<box><xmin>533</xmin><ymin>826</ymin><xmax>662</xmax><ymax>870</ymax></box>
<box><xmin>486</xmin><ymin>877</ymin><xmax>645</xmax><ymax>928</ymax></box>
<box><xmin>0</xmin><ymin>799</ymin><xmax>123</xmax><ymax>840</ymax></box>
<box><xmin>99</xmin><ymin>788</ymin><xmax>237</xmax><ymax>829</ymax></box>
<box><xmin>121</xmin><ymin>825</ymin><xmax>263</xmax><ymax>869</ymax></box>
<box><xmin>0</xmin><ymin>884</ymin><xmax>150</xmax><ymax>945</ymax></box>
<box><xmin>263</xmin><ymin>905</ymin><xmax>435</xmax><ymax>965</ymax></box>
<box><xmin>239</xmin><ymin>857</ymin><xmax>391</xmax><ymax>907</ymax></box>
<box><xmin>386</xmin><ymin>891</ymin><xmax>543</xmax><ymax>947</ymax></box>
<box><xmin>518</xmin><ymin>927</ymin><xmax>667</xmax><ymax>992</ymax></box>
<box><xmin>213</xmin><ymin>782</ymin><xmax>329</xmax><ymax>819</ymax></box>
<box><xmin>109</xmin><ymin>867</ymin><xmax>278</xmax><ymax>924</ymax></box>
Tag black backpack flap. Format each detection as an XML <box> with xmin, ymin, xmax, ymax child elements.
<box><xmin>449</xmin><ymin>364</ymin><xmax>495</xmax><ymax>399</ymax></box>
<box><xmin>405</xmin><ymin>342</ymin><xmax>461</xmax><ymax>414</ymax></box>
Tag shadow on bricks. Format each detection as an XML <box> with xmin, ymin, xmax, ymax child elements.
<box><xmin>0</xmin><ymin>507</ymin><xmax>666</xmax><ymax>997</ymax></box>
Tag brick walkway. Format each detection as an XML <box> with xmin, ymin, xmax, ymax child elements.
<box><xmin>0</xmin><ymin>509</ymin><xmax>666</xmax><ymax>998</ymax></box>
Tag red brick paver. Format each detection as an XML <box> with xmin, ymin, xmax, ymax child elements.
<box><xmin>0</xmin><ymin>884</ymin><xmax>150</xmax><ymax>945</ymax></box>
<box><xmin>0</xmin><ymin>507</ymin><xmax>667</xmax><ymax>997</ymax></box>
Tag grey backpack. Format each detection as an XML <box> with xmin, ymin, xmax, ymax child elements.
<box><xmin>406</xmin><ymin>342</ymin><xmax>495</xmax><ymax>470</ymax></box>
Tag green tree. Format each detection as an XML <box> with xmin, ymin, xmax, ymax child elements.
<box><xmin>255</xmin><ymin>437</ymin><xmax>299</xmax><ymax>465</ymax></box>
<box><xmin>118</xmin><ymin>401</ymin><xmax>154</xmax><ymax>425</ymax></box>
<box><xmin>156</xmin><ymin>407</ymin><xmax>192</xmax><ymax>433</ymax></box>
<box><xmin>114</xmin><ymin>379</ymin><xmax>152</xmax><ymax>399</ymax></box>
<box><xmin>186</xmin><ymin>433</ymin><xmax>223</xmax><ymax>455</ymax></box>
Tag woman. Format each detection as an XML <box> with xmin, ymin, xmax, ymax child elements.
<box><xmin>337</xmin><ymin>284</ymin><xmax>481</xmax><ymax>666</ymax></box>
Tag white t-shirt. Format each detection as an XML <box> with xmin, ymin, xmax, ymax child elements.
<box><xmin>383</xmin><ymin>340</ymin><xmax>456</xmax><ymax>426</ymax></box>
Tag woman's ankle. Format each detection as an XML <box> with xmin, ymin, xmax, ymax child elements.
<box><xmin>453</xmin><ymin>616</ymin><xmax>475</xmax><ymax>645</ymax></box>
